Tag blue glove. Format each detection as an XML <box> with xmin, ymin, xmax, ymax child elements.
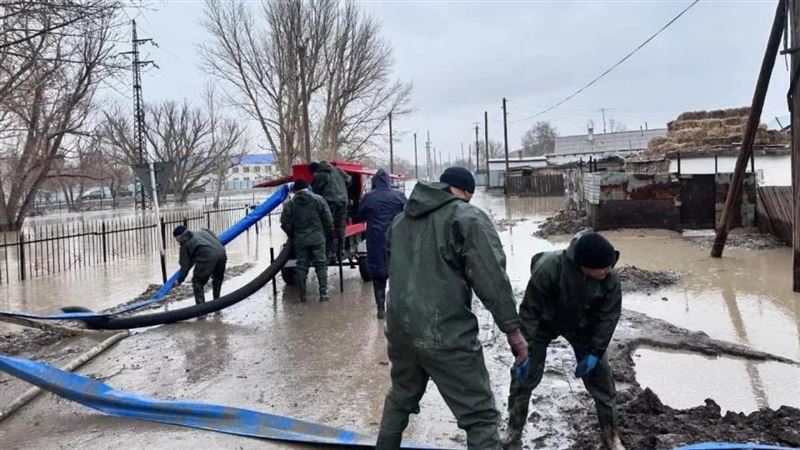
<box><xmin>514</xmin><ymin>357</ymin><xmax>531</xmax><ymax>382</ymax></box>
<box><xmin>574</xmin><ymin>354</ymin><xmax>599</xmax><ymax>378</ymax></box>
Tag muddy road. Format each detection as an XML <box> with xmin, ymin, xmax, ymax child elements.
<box><xmin>1</xmin><ymin>190</ymin><xmax>799</xmax><ymax>449</ymax></box>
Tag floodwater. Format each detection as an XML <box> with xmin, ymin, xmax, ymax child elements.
<box><xmin>1</xmin><ymin>188</ymin><xmax>799</xmax><ymax>449</ymax></box>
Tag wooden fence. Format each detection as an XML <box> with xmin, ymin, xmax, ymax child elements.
<box><xmin>757</xmin><ymin>186</ymin><xmax>792</xmax><ymax>245</ymax></box>
<box><xmin>505</xmin><ymin>173</ymin><xmax>565</xmax><ymax>197</ymax></box>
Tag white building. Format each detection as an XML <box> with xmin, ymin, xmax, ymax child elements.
<box><xmin>547</xmin><ymin>127</ymin><xmax>667</xmax><ymax>166</ymax></box>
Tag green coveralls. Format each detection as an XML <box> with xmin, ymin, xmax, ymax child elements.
<box><xmin>311</xmin><ymin>161</ymin><xmax>351</xmax><ymax>257</ymax></box>
<box><xmin>280</xmin><ymin>189</ymin><xmax>333</xmax><ymax>298</ymax></box>
<box><xmin>177</xmin><ymin>229</ymin><xmax>227</xmax><ymax>305</ymax></box>
<box><xmin>507</xmin><ymin>232</ymin><xmax>622</xmax><ymax>435</ymax></box>
<box><xmin>377</xmin><ymin>182</ymin><xmax>522</xmax><ymax>450</ymax></box>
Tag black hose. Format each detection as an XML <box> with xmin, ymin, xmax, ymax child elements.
<box><xmin>81</xmin><ymin>243</ymin><xmax>291</xmax><ymax>330</ymax></box>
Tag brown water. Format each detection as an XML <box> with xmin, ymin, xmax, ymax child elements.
<box><xmin>1</xmin><ymin>189</ymin><xmax>798</xmax><ymax>449</ymax></box>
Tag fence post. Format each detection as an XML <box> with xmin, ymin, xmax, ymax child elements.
<box><xmin>101</xmin><ymin>221</ymin><xmax>108</xmax><ymax>263</ymax></box>
<box><xmin>18</xmin><ymin>231</ymin><xmax>25</xmax><ymax>281</ymax></box>
<box><xmin>206</xmin><ymin>211</ymin><xmax>211</xmax><ymax>229</ymax></box>
<box><xmin>270</xmin><ymin>247</ymin><xmax>277</xmax><ymax>297</ymax></box>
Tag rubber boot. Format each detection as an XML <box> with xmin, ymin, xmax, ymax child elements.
<box><xmin>297</xmin><ymin>277</ymin><xmax>307</xmax><ymax>303</ymax></box>
<box><xmin>192</xmin><ymin>282</ymin><xmax>206</xmax><ymax>305</ymax></box>
<box><xmin>601</xmin><ymin>429</ymin><xmax>625</xmax><ymax>450</ymax></box>
<box><xmin>377</xmin><ymin>301</ymin><xmax>386</xmax><ymax>320</ymax></box>
<box><xmin>500</xmin><ymin>426</ymin><xmax>523</xmax><ymax>449</ymax></box>
<box><xmin>212</xmin><ymin>281</ymin><xmax>222</xmax><ymax>300</ymax></box>
<box><xmin>375</xmin><ymin>434</ymin><xmax>402</xmax><ymax>450</ymax></box>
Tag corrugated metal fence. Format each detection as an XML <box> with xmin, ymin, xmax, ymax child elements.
<box><xmin>505</xmin><ymin>173</ymin><xmax>564</xmax><ymax>197</ymax></box>
<box><xmin>757</xmin><ymin>186</ymin><xmax>792</xmax><ymax>245</ymax></box>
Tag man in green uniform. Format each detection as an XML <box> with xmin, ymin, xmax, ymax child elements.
<box><xmin>280</xmin><ymin>179</ymin><xmax>333</xmax><ymax>302</ymax></box>
<box><xmin>503</xmin><ymin>231</ymin><xmax>624</xmax><ymax>450</ymax></box>
<box><xmin>310</xmin><ymin>161</ymin><xmax>351</xmax><ymax>259</ymax></box>
<box><xmin>376</xmin><ymin>167</ymin><xmax>529</xmax><ymax>450</ymax></box>
<box><xmin>174</xmin><ymin>225</ymin><xmax>227</xmax><ymax>305</ymax></box>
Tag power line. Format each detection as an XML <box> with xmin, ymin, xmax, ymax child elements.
<box><xmin>510</xmin><ymin>0</ymin><xmax>701</xmax><ymax>124</ymax></box>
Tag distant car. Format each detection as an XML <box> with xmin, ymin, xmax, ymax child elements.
<box><xmin>114</xmin><ymin>186</ymin><xmax>133</xmax><ymax>197</ymax></box>
<box><xmin>81</xmin><ymin>188</ymin><xmax>105</xmax><ymax>200</ymax></box>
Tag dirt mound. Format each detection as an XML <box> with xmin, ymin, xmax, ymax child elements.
<box><xmin>618</xmin><ymin>265</ymin><xmax>681</xmax><ymax>294</ymax></box>
<box><xmin>569</xmin><ymin>388</ymin><xmax>800</xmax><ymax>449</ymax></box>
<box><xmin>534</xmin><ymin>209</ymin><xmax>590</xmax><ymax>238</ymax></box>
<box><xmin>0</xmin><ymin>327</ymin><xmax>70</xmax><ymax>356</ymax></box>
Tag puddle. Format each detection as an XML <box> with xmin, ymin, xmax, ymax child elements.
<box><xmin>633</xmin><ymin>346</ymin><xmax>800</xmax><ymax>413</ymax></box>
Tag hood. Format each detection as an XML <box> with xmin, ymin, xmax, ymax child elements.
<box><xmin>372</xmin><ymin>169</ymin><xmax>391</xmax><ymax>190</ymax></box>
<box><xmin>317</xmin><ymin>161</ymin><xmax>334</xmax><ymax>173</ymax></box>
<box><xmin>293</xmin><ymin>190</ymin><xmax>315</xmax><ymax>205</ymax></box>
<box><xmin>178</xmin><ymin>230</ymin><xmax>193</xmax><ymax>244</ymax></box>
<box><xmin>404</xmin><ymin>181</ymin><xmax>460</xmax><ymax>219</ymax></box>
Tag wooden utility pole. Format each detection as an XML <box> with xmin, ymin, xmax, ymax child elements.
<box><xmin>484</xmin><ymin>111</ymin><xmax>490</xmax><ymax>179</ymax></box>
<box><xmin>503</xmin><ymin>97</ymin><xmax>510</xmax><ymax>194</ymax></box>
<box><xmin>426</xmin><ymin>131</ymin><xmax>431</xmax><ymax>181</ymax></box>
<box><xmin>711</xmin><ymin>0</ymin><xmax>785</xmax><ymax>258</ymax></box>
<box><xmin>414</xmin><ymin>132</ymin><xmax>419</xmax><ymax>180</ymax></box>
<box><xmin>389</xmin><ymin>112</ymin><xmax>394</xmax><ymax>173</ymax></box>
<box><xmin>475</xmin><ymin>124</ymin><xmax>480</xmax><ymax>172</ymax></box>
<box><xmin>791</xmin><ymin>0</ymin><xmax>800</xmax><ymax>291</ymax></box>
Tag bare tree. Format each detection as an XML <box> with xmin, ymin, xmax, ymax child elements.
<box><xmin>102</xmin><ymin>98</ymin><xmax>247</xmax><ymax>204</ymax></box>
<box><xmin>520</xmin><ymin>121</ymin><xmax>558</xmax><ymax>157</ymax></box>
<box><xmin>607</xmin><ymin>118</ymin><xmax>627</xmax><ymax>133</ymax></box>
<box><xmin>200</xmin><ymin>0</ymin><xmax>411</xmax><ymax>173</ymax></box>
<box><xmin>0</xmin><ymin>1</ymin><xmax>123</xmax><ymax>230</ymax></box>
<box><xmin>477</xmin><ymin>140</ymin><xmax>504</xmax><ymax>161</ymax></box>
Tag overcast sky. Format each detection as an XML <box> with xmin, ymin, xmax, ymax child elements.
<box><xmin>119</xmin><ymin>0</ymin><xmax>790</xmax><ymax>166</ymax></box>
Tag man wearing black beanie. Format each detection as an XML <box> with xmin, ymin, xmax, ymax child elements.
<box><xmin>376</xmin><ymin>167</ymin><xmax>528</xmax><ymax>449</ymax></box>
<box><xmin>502</xmin><ymin>231</ymin><xmax>625</xmax><ymax>450</ymax></box>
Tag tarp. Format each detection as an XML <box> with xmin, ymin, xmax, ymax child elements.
<box><xmin>0</xmin><ymin>354</ymin><xmax>443</xmax><ymax>449</ymax></box>
<box><xmin>0</xmin><ymin>185</ymin><xmax>290</xmax><ymax>322</ymax></box>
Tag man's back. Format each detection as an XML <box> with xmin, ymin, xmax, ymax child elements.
<box><xmin>311</xmin><ymin>161</ymin><xmax>348</xmax><ymax>204</ymax></box>
<box><xmin>282</xmin><ymin>190</ymin><xmax>332</xmax><ymax>248</ymax></box>
<box><xmin>386</xmin><ymin>182</ymin><xmax>519</xmax><ymax>350</ymax></box>
<box><xmin>182</xmin><ymin>229</ymin><xmax>225</xmax><ymax>263</ymax></box>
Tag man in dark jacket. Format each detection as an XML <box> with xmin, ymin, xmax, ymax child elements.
<box><xmin>310</xmin><ymin>161</ymin><xmax>351</xmax><ymax>259</ymax></box>
<box><xmin>503</xmin><ymin>231</ymin><xmax>624</xmax><ymax>450</ymax></box>
<box><xmin>356</xmin><ymin>169</ymin><xmax>406</xmax><ymax>319</ymax></box>
<box><xmin>174</xmin><ymin>225</ymin><xmax>227</xmax><ymax>305</ymax></box>
<box><xmin>280</xmin><ymin>179</ymin><xmax>333</xmax><ymax>302</ymax></box>
<box><xmin>376</xmin><ymin>167</ymin><xmax>529</xmax><ymax>450</ymax></box>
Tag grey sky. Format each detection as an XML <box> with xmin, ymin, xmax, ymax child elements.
<box><xmin>121</xmin><ymin>1</ymin><xmax>790</xmax><ymax>166</ymax></box>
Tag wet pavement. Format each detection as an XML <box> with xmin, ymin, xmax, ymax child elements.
<box><xmin>1</xmin><ymin>189</ymin><xmax>799</xmax><ymax>449</ymax></box>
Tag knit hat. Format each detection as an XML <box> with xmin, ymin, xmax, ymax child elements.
<box><xmin>440</xmin><ymin>166</ymin><xmax>475</xmax><ymax>194</ymax></box>
<box><xmin>308</xmin><ymin>162</ymin><xmax>320</xmax><ymax>173</ymax></box>
<box><xmin>173</xmin><ymin>225</ymin><xmax>187</xmax><ymax>237</ymax></box>
<box><xmin>574</xmin><ymin>232</ymin><xmax>618</xmax><ymax>269</ymax></box>
<box><xmin>293</xmin><ymin>179</ymin><xmax>308</xmax><ymax>191</ymax></box>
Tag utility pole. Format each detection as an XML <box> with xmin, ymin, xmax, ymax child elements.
<box><xmin>426</xmin><ymin>130</ymin><xmax>432</xmax><ymax>181</ymax></box>
<box><xmin>712</xmin><ymin>0</ymin><xmax>785</xmax><ymax>258</ymax></box>
<box><xmin>389</xmin><ymin>112</ymin><xmax>394</xmax><ymax>173</ymax></box>
<box><xmin>433</xmin><ymin>147</ymin><xmax>438</xmax><ymax>176</ymax></box>
<box><xmin>439</xmin><ymin>149</ymin><xmax>443</xmax><ymax>172</ymax></box>
<box><xmin>503</xmin><ymin>97</ymin><xmax>510</xmax><ymax>194</ymax></box>
<box><xmin>461</xmin><ymin>143</ymin><xmax>465</xmax><ymax>167</ymax></box>
<box><xmin>123</xmin><ymin>20</ymin><xmax>155</xmax><ymax>212</ymax></box>
<box><xmin>413</xmin><ymin>132</ymin><xmax>418</xmax><ymax>180</ymax></box>
<box><xmin>601</xmin><ymin>107</ymin><xmax>608</xmax><ymax>134</ymax></box>
<box><xmin>484</xmin><ymin>111</ymin><xmax>490</xmax><ymax>177</ymax></box>
<box><xmin>791</xmin><ymin>0</ymin><xmax>800</xmax><ymax>291</ymax></box>
<box><xmin>474</xmin><ymin>124</ymin><xmax>480</xmax><ymax>173</ymax></box>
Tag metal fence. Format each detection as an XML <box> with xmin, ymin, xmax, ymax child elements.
<box><xmin>505</xmin><ymin>173</ymin><xmax>565</xmax><ymax>197</ymax></box>
<box><xmin>0</xmin><ymin>204</ymin><xmax>282</xmax><ymax>285</ymax></box>
<box><xmin>757</xmin><ymin>186</ymin><xmax>792</xmax><ymax>245</ymax></box>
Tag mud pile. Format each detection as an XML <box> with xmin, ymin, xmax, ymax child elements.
<box><xmin>534</xmin><ymin>209</ymin><xmax>590</xmax><ymax>238</ymax></box>
<box><xmin>618</xmin><ymin>265</ymin><xmax>682</xmax><ymax>294</ymax></box>
<box><xmin>685</xmin><ymin>233</ymin><xmax>786</xmax><ymax>251</ymax></box>
<box><xmin>496</xmin><ymin>217</ymin><xmax>528</xmax><ymax>232</ymax></box>
<box><xmin>0</xmin><ymin>327</ymin><xmax>70</xmax><ymax>356</ymax></box>
<box><xmin>569</xmin><ymin>388</ymin><xmax>800</xmax><ymax>449</ymax></box>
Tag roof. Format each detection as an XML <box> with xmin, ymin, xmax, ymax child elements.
<box><xmin>237</xmin><ymin>154</ymin><xmax>276</xmax><ymax>165</ymax></box>
<box><xmin>554</xmin><ymin>129</ymin><xmax>667</xmax><ymax>155</ymax></box>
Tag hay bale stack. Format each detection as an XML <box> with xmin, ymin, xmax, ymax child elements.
<box><xmin>645</xmin><ymin>107</ymin><xmax>786</xmax><ymax>155</ymax></box>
